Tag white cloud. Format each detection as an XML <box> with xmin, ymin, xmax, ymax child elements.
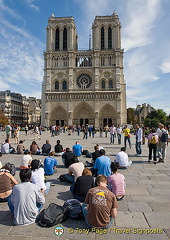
<box><xmin>160</xmin><ymin>62</ymin><xmax>170</xmax><ymax>74</ymax></box>
<box><xmin>23</xmin><ymin>0</ymin><xmax>39</xmax><ymax>11</ymax></box>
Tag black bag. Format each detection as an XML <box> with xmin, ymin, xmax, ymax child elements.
<box><xmin>63</xmin><ymin>199</ymin><xmax>83</xmax><ymax>219</ymax></box>
<box><xmin>36</xmin><ymin>203</ymin><xmax>68</xmax><ymax>227</ymax></box>
<box><xmin>160</xmin><ymin>130</ymin><xmax>168</xmax><ymax>142</ymax></box>
<box><xmin>82</xmin><ymin>150</ymin><xmax>89</xmax><ymax>155</ymax></box>
<box><xmin>5</xmin><ymin>162</ymin><xmax>16</xmax><ymax>176</ymax></box>
<box><xmin>58</xmin><ymin>174</ymin><xmax>71</xmax><ymax>183</ymax></box>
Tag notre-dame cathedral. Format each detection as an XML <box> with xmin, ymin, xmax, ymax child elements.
<box><xmin>41</xmin><ymin>12</ymin><xmax>126</xmax><ymax>127</ymax></box>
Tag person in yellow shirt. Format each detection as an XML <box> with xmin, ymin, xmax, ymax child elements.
<box><xmin>123</xmin><ymin>125</ymin><xmax>131</xmax><ymax>149</ymax></box>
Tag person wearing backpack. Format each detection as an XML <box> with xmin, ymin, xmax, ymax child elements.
<box><xmin>148</xmin><ymin>128</ymin><xmax>159</xmax><ymax>164</ymax></box>
<box><xmin>156</xmin><ymin>123</ymin><xmax>168</xmax><ymax>163</ymax></box>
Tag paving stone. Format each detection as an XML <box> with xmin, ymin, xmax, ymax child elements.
<box><xmin>144</xmin><ymin>212</ymin><xmax>170</xmax><ymax>229</ymax></box>
<box><xmin>126</xmin><ymin>188</ymin><xmax>150</xmax><ymax>196</ymax></box>
<box><xmin>148</xmin><ymin>202</ymin><xmax>170</xmax><ymax>212</ymax></box>
<box><xmin>127</xmin><ymin>202</ymin><xmax>152</xmax><ymax>213</ymax></box>
<box><xmin>0</xmin><ymin>236</ymin><xmax>27</xmax><ymax>240</ymax></box>
<box><xmin>115</xmin><ymin>212</ymin><xmax>149</xmax><ymax>228</ymax></box>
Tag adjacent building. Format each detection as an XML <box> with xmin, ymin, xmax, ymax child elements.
<box><xmin>134</xmin><ymin>103</ymin><xmax>154</xmax><ymax>125</ymax></box>
<box><xmin>41</xmin><ymin>12</ymin><xmax>127</xmax><ymax>127</ymax></box>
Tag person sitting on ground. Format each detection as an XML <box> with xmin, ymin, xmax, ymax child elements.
<box><xmin>108</xmin><ymin>162</ymin><xmax>126</xmax><ymax>201</ymax></box>
<box><xmin>70</xmin><ymin>168</ymin><xmax>95</xmax><ymax>202</ymax></box>
<box><xmin>44</xmin><ymin>151</ymin><xmax>57</xmax><ymax>175</ymax></box>
<box><xmin>72</xmin><ymin>141</ymin><xmax>83</xmax><ymax>157</ymax></box>
<box><xmin>31</xmin><ymin>159</ymin><xmax>50</xmax><ymax>196</ymax></box>
<box><xmin>92</xmin><ymin>145</ymin><xmax>100</xmax><ymax>165</ymax></box>
<box><xmin>115</xmin><ymin>147</ymin><xmax>132</xmax><ymax>168</ymax></box>
<box><xmin>9</xmin><ymin>168</ymin><xmax>45</xmax><ymax>225</ymax></box>
<box><xmin>41</xmin><ymin>140</ymin><xmax>51</xmax><ymax>155</ymax></box>
<box><xmin>93</xmin><ymin>149</ymin><xmax>111</xmax><ymax>177</ymax></box>
<box><xmin>54</xmin><ymin>140</ymin><xmax>64</xmax><ymax>155</ymax></box>
<box><xmin>30</xmin><ymin>141</ymin><xmax>41</xmax><ymax>155</ymax></box>
<box><xmin>1</xmin><ymin>139</ymin><xmax>15</xmax><ymax>154</ymax></box>
<box><xmin>17</xmin><ymin>140</ymin><xmax>25</xmax><ymax>154</ymax></box>
<box><xmin>95</xmin><ymin>143</ymin><xmax>104</xmax><ymax>151</ymax></box>
<box><xmin>0</xmin><ymin>164</ymin><xmax>18</xmax><ymax>203</ymax></box>
<box><xmin>64</xmin><ymin>156</ymin><xmax>84</xmax><ymax>184</ymax></box>
<box><xmin>62</xmin><ymin>147</ymin><xmax>76</xmax><ymax>168</ymax></box>
<box><xmin>20</xmin><ymin>150</ymin><xmax>32</xmax><ymax>169</ymax></box>
<box><xmin>82</xmin><ymin>174</ymin><xmax>118</xmax><ymax>229</ymax></box>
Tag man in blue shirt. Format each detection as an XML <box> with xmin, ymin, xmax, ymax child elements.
<box><xmin>44</xmin><ymin>151</ymin><xmax>57</xmax><ymax>175</ymax></box>
<box><xmin>94</xmin><ymin>149</ymin><xmax>111</xmax><ymax>177</ymax></box>
<box><xmin>72</xmin><ymin>141</ymin><xmax>83</xmax><ymax>157</ymax></box>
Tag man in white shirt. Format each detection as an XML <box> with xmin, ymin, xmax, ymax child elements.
<box><xmin>135</xmin><ymin>124</ymin><xmax>143</xmax><ymax>156</ymax></box>
<box><xmin>156</xmin><ymin>123</ymin><xmax>168</xmax><ymax>162</ymax></box>
<box><xmin>115</xmin><ymin>147</ymin><xmax>132</xmax><ymax>168</ymax></box>
<box><xmin>110</xmin><ymin>125</ymin><xmax>117</xmax><ymax>144</ymax></box>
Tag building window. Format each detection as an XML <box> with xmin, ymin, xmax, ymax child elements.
<box><xmin>63</xmin><ymin>28</ymin><xmax>67</xmax><ymax>50</ymax></box>
<box><xmin>101</xmin><ymin>56</ymin><xmax>105</xmax><ymax>66</ymax></box>
<box><xmin>102</xmin><ymin>80</ymin><xmax>105</xmax><ymax>89</ymax></box>
<box><xmin>62</xmin><ymin>80</ymin><xmax>67</xmax><ymax>90</ymax></box>
<box><xmin>108</xmin><ymin>26</ymin><xmax>112</xmax><ymax>49</ymax></box>
<box><xmin>55</xmin><ymin>28</ymin><xmax>60</xmax><ymax>50</ymax></box>
<box><xmin>109</xmin><ymin>80</ymin><xmax>113</xmax><ymax>89</ymax></box>
<box><xmin>55</xmin><ymin>81</ymin><xmax>59</xmax><ymax>90</ymax></box>
<box><xmin>101</xmin><ymin>27</ymin><xmax>104</xmax><ymax>49</ymax></box>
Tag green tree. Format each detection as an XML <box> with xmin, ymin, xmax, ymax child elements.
<box><xmin>0</xmin><ymin>111</ymin><xmax>8</xmax><ymax>126</ymax></box>
<box><xmin>144</xmin><ymin>109</ymin><xmax>167</xmax><ymax>128</ymax></box>
<box><xmin>127</xmin><ymin>108</ymin><xmax>135</xmax><ymax>124</ymax></box>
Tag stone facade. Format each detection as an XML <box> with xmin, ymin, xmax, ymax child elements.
<box><xmin>28</xmin><ymin>97</ymin><xmax>41</xmax><ymax>125</ymax></box>
<box><xmin>41</xmin><ymin>12</ymin><xmax>127</xmax><ymax>127</ymax></box>
<box><xmin>134</xmin><ymin>103</ymin><xmax>154</xmax><ymax>126</ymax></box>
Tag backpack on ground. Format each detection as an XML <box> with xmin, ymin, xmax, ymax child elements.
<box><xmin>63</xmin><ymin>199</ymin><xmax>83</xmax><ymax>220</ymax></box>
<box><xmin>82</xmin><ymin>150</ymin><xmax>89</xmax><ymax>155</ymax></box>
<box><xmin>150</xmin><ymin>135</ymin><xmax>157</xmax><ymax>144</ymax></box>
<box><xmin>5</xmin><ymin>162</ymin><xmax>16</xmax><ymax>176</ymax></box>
<box><xmin>160</xmin><ymin>130</ymin><xmax>168</xmax><ymax>142</ymax></box>
<box><xmin>36</xmin><ymin>203</ymin><xmax>68</xmax><ymax>227</ymax></box>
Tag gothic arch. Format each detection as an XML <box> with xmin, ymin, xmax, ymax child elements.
<box><xmin>50</xmin><ymin>106</ymin><xmax>68</xmax><ymax>126</ymax></box>
<box><xmin>73</xmin><ymin>102</ymin><xmax>95</xmax><ymax>126</ymax></box>
<box><xmin>99</xmin><ymin>104</ymin><xmax>117</xmax><ymax>127</ymax></box>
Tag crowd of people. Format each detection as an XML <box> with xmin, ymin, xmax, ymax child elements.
<box><xmin>0</xmin><ymin>122</ymin><xmax>169</xmax><ymax>229</ymax></box>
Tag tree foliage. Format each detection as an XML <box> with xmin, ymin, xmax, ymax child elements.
<box><xmin>144</xmin><ymin>109</ymin><xmax>167</xmax><ymax>127</ymax></box>
<box><xmin>127</xmin><ymin>108</ymin><xmax>135</xmax><ymax>124</ymax></box>
<box><xmin>0</xmin><ymin>111</ymin><xmax>8</xmax><ymax>126</ymax></box>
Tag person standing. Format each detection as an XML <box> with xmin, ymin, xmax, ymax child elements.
<box><xmin>156</xmin><ymin>123</ymin><xmax>168</xmax><ymax>162</ymax></box>
<box><xmin>148</xmin><ymin>128</ymin><xmax>159</xmax><ymax>164</ymax></box>
<box><xmin>123</xmin><ymin>125</ymin><xmax>131</xmax><ymax>149</ymax></box>
<box><xmin>5</xmin><ymin>124</ymin><xmax>12</xmax><ymax>141</ymax></box>
<box><xmin>135</xmin><ymin>124</ymin><xmax>143</xmax><ymax>156</ymax></box>
<box><xmin>116</xmin><ymin>125</ymin><xmax>122</xmax><ymax>145</ymax></box>
<box><xmin>109</xmin><ymin>125</ymin><xmax>117</xmax><ymax>144</ymax></box>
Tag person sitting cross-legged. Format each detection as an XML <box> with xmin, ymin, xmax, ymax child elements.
<box><xmin>64</xmin><ymin>156</ymin><xmax>84</xmax><ymax>184</ymax></box>
<box><xmin>8</xmin><ymin>168</ymin><xmax>45</xmax><ymax>225</ymax></box>
<box><xmin>70</xmin><ymin>168</ymin><xmax>95</xmax><ymax>202</ymax></box>
<box><xmin>108</xmin><ymin>162</ymin><xmax>126</xmax><ymax>201</ymax></box>
<box><xmin>41</xmin><ymin>140</ymin><xmax>51</xmax><ymax>155</ymax></box>
<box><xmin>82</xmin><ymin>175</ymin><xmax>118</xmax><ymax>229</ymax></box>
<box><xmin>44</xmin><ymin>151</ymin><xmax>57</xmax><ymax>175</ymax></box>
<box><xmin>115</xmin><ymin>147</ymin><xmax>132</xmax><ymax>168</ymax></box>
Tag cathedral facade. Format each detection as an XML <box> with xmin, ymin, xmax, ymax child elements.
<box><xmin>41</xmin><ymin>12</ymin><xmax>126</xmax><ymax>127</ymax></box>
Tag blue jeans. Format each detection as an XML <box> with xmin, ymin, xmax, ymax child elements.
<box><xmin>64</xmin><ymin>174</ymin><xmax>75</xmax><ymax>184</ymax></box>
<box><xmin>70</xmin><ymin>185</ymin><xmax>85</xmax><ymax>202</ymax></box>
<box><xmin>117</xmin><ymin>134</ymin><xmax>121</xmax><ymax>144</ymax></box>
<box><xmin>136</xmin><ymin>141</ymin><xmax>142</xmax><ymax>155</ymax></box>
<box><xmin>44</xmin><ymin>182</ymin><xmax>51</xmax><ymax>196</ymax></box>
<box><xmin>110</xmin><ymin>134</ymin><xmax>115</xmax><ymax>143</ymax></box>
<box><xmin>82</xmin><ymin>203</ymin><xmax>113</xmax><ymax>228</ymax></box>
<box><xmin>124</xmin><ymin>136</ymin><xmax>131</xmax><ymax>148</ymax></box>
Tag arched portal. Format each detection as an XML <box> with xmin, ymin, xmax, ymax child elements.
<box><xmin>99</xmin><ymin>104</ymin><xmax>117</xmax><ymax>127</ymax></box>
<box><xmin>50</xmin><ymin>106</ymin><xmax>68</xmax><ymax>126</ymax></box>
<box><xmin>73</xmin><ymin>102</ymin><xmax>95</xmax><ymax>126</ymax></box>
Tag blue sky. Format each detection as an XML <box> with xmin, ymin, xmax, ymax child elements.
<box><xmin>0</xmin><ymin>0</ymin><xmax>170</xmax><ymax>113</ymax></box>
